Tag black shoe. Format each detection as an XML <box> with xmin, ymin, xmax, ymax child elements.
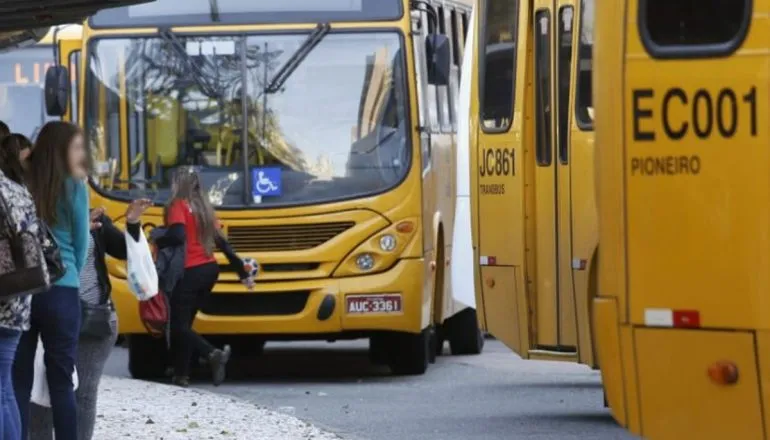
<box><xmin>172</xmin><ymin>376</ymin><xmax>190</xmax><ymax>388</ymax></box>
<box><xmin>209</xmin><ymin>345</ymin><xmax>231</xmax><ymax>386</ymax></box>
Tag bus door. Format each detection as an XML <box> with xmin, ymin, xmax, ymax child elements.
<box><xmin>531</xmin><ymin>0</ymin><xmax>577</xmax><ymax>352</ymax></box>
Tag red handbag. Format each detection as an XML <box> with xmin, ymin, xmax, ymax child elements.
<box><xmin>139</xmin><ymin>292</ymin><xmax>169</xmax><ymax>337</ymax></box>
<box><xmin>139</xmin><ymin>240</ymin><xmax>169</xmax><ymax>337</ymax></box>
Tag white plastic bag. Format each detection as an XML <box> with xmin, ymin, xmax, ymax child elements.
<box><xmin>126</xmin><ymin>229</ymin><xmax>158</xmax><ymax>301</ymax></box>
<box><xmin>31</xmin><ymin>337</ymin><xmax>78</xmax><ymax>408</ymax></box>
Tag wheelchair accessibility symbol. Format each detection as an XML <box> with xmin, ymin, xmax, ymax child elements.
<box><xmin>251</xmin><ymin>167</ymin><xmax>282</xmax><ymax>199</ymax></box>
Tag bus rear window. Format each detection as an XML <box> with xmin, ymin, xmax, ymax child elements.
<box><xmin>640</xmin><ymin>0</ymin><xmax>751</xmax><ymax>56</ymax></box>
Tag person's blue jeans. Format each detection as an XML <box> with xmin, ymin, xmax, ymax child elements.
<box><xmin>13</xmin><ymin>286</ymin><xmax>80</xmax><ymax>440</ymax></box>
<box><xmin>0</xmin><ymin>327</ymin><xmax>21</xmax><ymax>440</ymax></box>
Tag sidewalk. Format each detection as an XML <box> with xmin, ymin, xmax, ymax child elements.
<box><xmin>94</xmin><ymin>376</ymin><xmax>342</xmax><ymax>440</ymax></box>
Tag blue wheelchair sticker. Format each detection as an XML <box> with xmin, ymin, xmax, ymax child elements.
<box><xmin>251</xmin><ymin>167</ymin><xmax>282</xmax><ymax>198</ymax></box>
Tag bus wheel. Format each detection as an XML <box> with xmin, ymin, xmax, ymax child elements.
<box><xmin>369</xmin><ymin>335</ymin><xmax>389</xmax><ymax>365</ymax></box>
<box><xmin>128</xmin><ymin>335</ymin><xmax>167</xmax><ymax>380</ymax></box>
<box><xmin>230</xmin><ymin>336</ymin><xmax>266</xmax><ymax>358</ymax></box>
<box><xmin>387</xmin><ymin>328</ymin><xmax>430</xmax><ymax>375</ymax></box>
<box><xmin>434</xmin><ymin>325</ymin><xmax>446</xmax><ymax>357</ymax></box>
<box><xmin>447</xmin><ymin>308</ymin><xmax>484</xmax><ymax>355</ymax></box>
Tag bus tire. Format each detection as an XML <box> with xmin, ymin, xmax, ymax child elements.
<box><xmin>369</xmin><ymin>335</ymin><xmax>389</xmax><ymax>365</ymax></box>
<box><xmin>387</xmin><ymin>328</ymin><xmax>430</xmax><ymax>375</ymax></box>
<box><xmin>447</xmin><ymin>308</ymin><xmax>484</xmax><ymax>355</ymax></box>
<box><xmin>128</xmin><ymin>334</ymin><xmax>167</xmax><ymax>380</ymax></box>
<box><xmin>230</xmin><ymin>336</ymin><xmax>266</xmax><ymax>358</ymax></box>
<box><xmin>434</xmin><ymin>325</ymin><xmax>446</xmax><ymax>357</ymax></box>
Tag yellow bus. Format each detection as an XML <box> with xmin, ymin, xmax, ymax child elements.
<box><xmin>46</xmin><ymin>0</ymin><xmax>483</xmax><ymax>378</ymax></box>
<box><xmin>0</xmin><ymin>25</ymin><xmax>81</xmax><ymax>139</ymax></box>
<box><xmin>455</xmin><ymin>0</ymin><xmax>598</xmax><ymax>366</ymax></box>
<box><xmin>593</xmin><ymin>0</ymin><xmax>769</xmax><ymax>438</ymax></box>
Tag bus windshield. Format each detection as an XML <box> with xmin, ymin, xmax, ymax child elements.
<box><xmin>89</xmin><ymin>0</ymin><xmax>403</xmax><ymax>27</ymax></box>
<box><xmin>85</xmin><ymin>32</ymin><xmax>410</xmax><ymax>208</ymax></box>
<box><xmin>0</xmin><ymin>46</ymin><xmax>57</xmax><ymax>139</ymax></box>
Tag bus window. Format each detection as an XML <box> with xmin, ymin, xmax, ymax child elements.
<box><xmin>640</xmin><ymin>0</ymin><xmax>751</xmax><ymax>55</ymax></box>
<box><xmin>557</xmin><ymin>6</ymin><xmax>574</xmax><ymax>164</ymax></box>
<box><xmin>436</xmin><ymin>6</ymin><xmax>452</xmax><ymax>132</ymax></box>
<box><xmin>68</xmin><ymin>50</ymin><xmax>80</xmax><ymax>124</ymax></box>
<box><xmin>480</xmin><ymin>0</ymin><xmax>518</xmax><ymax>131</ymax></box>
<box><xmin>85</xmin><ymin>48</ymin><xmax>122</xmax><ymax>179</ymax></box>
<box><xmin>575</xmin><ymin>0</ymin><xmax>593</xmax><ymax>129</ymax></box>
<box><xmin>534</xmin><ymin>10</ymin><xmax>552</xmax><ymax>166</ymax></box>
<box><xmin>450</xmin><ymin>9</ymin><xmax>461</xmax><ymax>66</ymax></box>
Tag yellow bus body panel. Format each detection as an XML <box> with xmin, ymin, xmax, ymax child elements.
<box><xmin>471</xmin><ymin>0</ymin><xmax>598</xmax><ymax>366</ymax></box>
<box><xmin>595</xmin><ymin>0</ymin><xmax>770</xmax><ymax>437</ymax></box>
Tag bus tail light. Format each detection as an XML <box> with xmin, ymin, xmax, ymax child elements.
<box><xmin>672</xmin><ymin>310</ymin><xmax>700</xmax><ymax>328</ymax></box>
<box><xmin>708</xmin><ymin>361</ymin><xmax>739</xmax><ymax>385</ymax></box>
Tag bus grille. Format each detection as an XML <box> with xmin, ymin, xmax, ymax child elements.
<box><xmin>201</xmin><ymin>291</ymin><xmax>310</xmax><ymax>316</ymax></box>
<box><xmin>227</xmin><ymin>222</ymin><xmax>355</xmax><ymax>252</ymax></box>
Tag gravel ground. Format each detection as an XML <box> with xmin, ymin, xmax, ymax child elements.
<box><xmin>94</xmin><ymin>376</ymin><xmax>342</xmax><ymax>440</ymax></box>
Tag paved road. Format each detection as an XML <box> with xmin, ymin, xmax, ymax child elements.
<box><xmin>105</xmin><ymin>339</ymin><xmax>637</xmax><ymax>440</ymax></box>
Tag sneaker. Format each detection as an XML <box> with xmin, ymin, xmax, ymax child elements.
<box><xmin>208</xmin><ymin>345</ymin><xmax>231</xmax><ymax>386</ymax></box>
<box><xmin>172</xmin><ymin>376</ymin><xmax>190</xmax><ymax>388</ymax></box>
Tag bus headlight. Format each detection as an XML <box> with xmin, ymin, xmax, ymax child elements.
<box><xmin>379</xmin><ymin>234</ymin><xmax>396</xmax><ymax>252</ymax></box>
<box><xmin>356</xmin><ymin>253</ymin><xmax>376</xmax><ymax>271</ymax></box>
<box><xmin>333</xmin><ymin>218</ymin><xmax>419</xmax><ymax>277</ymax></box>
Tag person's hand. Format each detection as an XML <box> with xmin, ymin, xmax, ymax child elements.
<box><xmin>90</xmin><ymin>207</ymin><xmax>105</xmax><ymax>230</ymax></box>
<box><xmin>241</xmin><ymin>276</ymin><xmax>255</xmax><ymax>290</ymax></box>
<box><xmin>125</xmin><ymin>198</ymin><xmax>152</xmax><ymax>224</ymax></box>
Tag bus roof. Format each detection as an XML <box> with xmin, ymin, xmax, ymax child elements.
<box><xmin>38</xmin><ymin>24</ymin><xmax>82</xmax><ymax>45</ymax></box>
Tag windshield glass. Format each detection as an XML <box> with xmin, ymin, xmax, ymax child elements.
<box><xmin>89</xmin><ymin>0</ymin><xmax>403</xmax><ymax>28</ymax></box>
<box><xmin>85</xmin><ymin>31</ymin><xmax>410</xmax><ymax>208</ymax></box>
<box><xmin>0</xmin><ymin>46</ymin><xmax>58</xmax><ymax>139</ymax></box>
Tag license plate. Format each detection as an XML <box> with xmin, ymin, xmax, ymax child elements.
<box><xmin>346</xmin><ymin>294</ymin><xmax>402</xmax><ymax>314</ymax></box>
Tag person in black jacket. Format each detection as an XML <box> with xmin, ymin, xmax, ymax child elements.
<box><xmin>29</xmin><ymin>199</ymin><xmax>151</xmax><ymax>440</ymax></box>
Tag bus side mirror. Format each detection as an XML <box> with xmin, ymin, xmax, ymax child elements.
<box><xmin>44</xmin><ymin>65</ymin><xmax>70</xmax><ymax>117</ymax></box>
<box><xmin>425</xmin><ymin>34</ymin><xmax>451</xmax><ymax>86</ymax></box>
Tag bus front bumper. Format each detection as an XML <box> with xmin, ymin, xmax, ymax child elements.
<box><xmin>113</xmin><ymin>258</ymin><xmax>426</xmax><ymax>336</ymax></box>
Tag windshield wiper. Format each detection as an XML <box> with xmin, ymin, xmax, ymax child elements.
<box><xmin>208</xmin><ymin>0</ymin><xmax>220</xmax><ymax>22</ymax></box>
<box><xmin>265</xmin><ymin>23</ymin><xmax>331</xmax><ymax>94</ymax></box>
<box><xmin>159</xmin><ymin>28</ymin><xmax>221</xmax><ymax>99</ymax></box>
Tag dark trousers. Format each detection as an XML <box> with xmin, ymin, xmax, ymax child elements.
<box><xmin>170</xmin><ymin>262</ymin><xmax>219</xmax><ymax>377</ymax></box>
<box><xmin>0</xmin><ymin>327</ymin><xmax>21</xmax><ymax>440</ymax></box>
<box><xmin>14</xmin><ymin>286</ymin><xmax>81</xmax><ymax>440</ymax></box>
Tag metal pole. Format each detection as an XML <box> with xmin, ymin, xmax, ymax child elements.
<box><xmin>240</xmin><ymin>36</ymin><xmax>250</xmax><ymax>205</ymax></box>
<box><xmin>259</xmin><ymin>42</ymin><xmax>269</xmax><ymax>164</ymax></box>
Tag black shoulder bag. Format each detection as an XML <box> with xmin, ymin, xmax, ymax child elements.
<box><xmin>0</xmin><ymin>190</ymin><xmax>49</xmax><ymax>300</ymax></box>
<box><xmin>80</xmin><ymin>231</ymin><xmax>114</xmax><ymax>339</ymax></box>
<box><xmin>80</xmin><ymin>297</ymin><xmax>114</xmax><ymax>339</ymax></box>
<box><xmin>39</xmin><ymin>222</ymin><xmax>65</xmax><ymax>284</ymax></box>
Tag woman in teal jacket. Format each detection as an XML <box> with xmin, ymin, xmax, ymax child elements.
<box><xmin>13</xmin><ymin>121</ymin><xmax>90</xmax><ymax>440</ymax></box>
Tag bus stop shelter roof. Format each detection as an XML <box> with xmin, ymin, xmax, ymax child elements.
<box><xmin>0</xmin><ymin>0</ymin><xmax>153</xmax><ymax>32</ymax></box>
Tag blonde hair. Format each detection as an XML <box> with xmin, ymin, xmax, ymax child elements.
<box><xmin>165</xmin><ymin>168</ymin><xmax>218</xmax><ymax>255</ymax></box>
